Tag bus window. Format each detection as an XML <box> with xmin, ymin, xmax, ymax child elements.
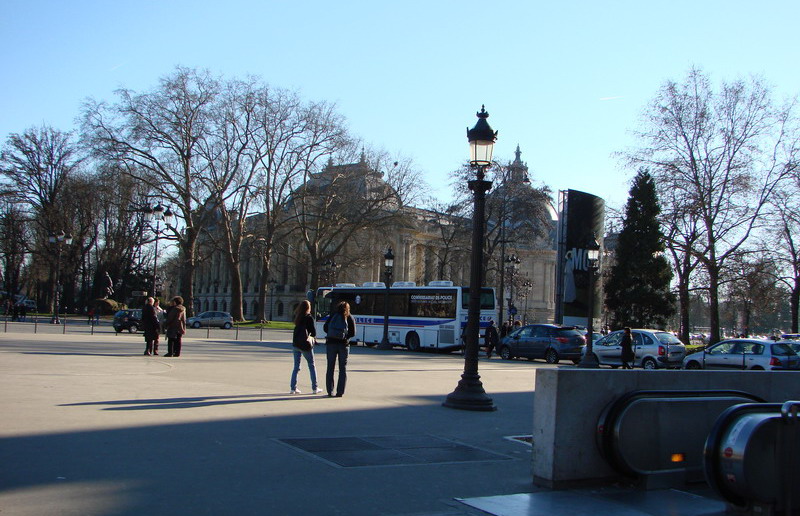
<box><xmin>461</xmin><ymin>288</ymin><xmax>496</xmax><ymax>310</ymax></box>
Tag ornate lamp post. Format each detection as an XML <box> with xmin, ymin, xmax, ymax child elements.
<box><xmin>323</xmin><ymin>259</ymin><xmax>338</xmax><ymax>286</ymax></box>
<box><xmin>268</xmin><ymin>278</ymin><xmax>277</xmax><ymax>321</ymax></box>
<box><xmin>378</xmin><ymin>247</ymin><xmax>395</xmax><ymax>350</ymax></box>
<box><xmin>521</xmin><ymin>279</ymin><xmax>533</xmax><ymax>324</ymax></box>
<box><xmin>444</xmin><ymin>106</ymin><xmax>497</xmax><ymax>412</ymax></box>
<box><xmin>49</xmin><ymin>231</ymin><xmax>73</xmax><ymax>324</ymax></box>
<box><xmin>145</xmin><ymin>203</ymin><xmax>174</xmax><ymax>298</ymax></box>
<box><xmin>505</xmin><ymin>254</ymin><xmax>521</xmax><ymax>324</ymax></box>
<box><xmin>577</xmin><ymin>235</ymin><xmax>601</xmax><ymax>368</ymax></box>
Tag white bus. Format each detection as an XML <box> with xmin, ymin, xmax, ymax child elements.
<box><xmin>312</xmin><ymin>281</ymin><xmax>498</xmax><ymax>352</ymax></box>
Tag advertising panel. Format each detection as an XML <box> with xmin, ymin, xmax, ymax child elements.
<box><xmin>554</xmin><ymin>190</ymin><xmax>605</xmax><ymax>327</ymax></box>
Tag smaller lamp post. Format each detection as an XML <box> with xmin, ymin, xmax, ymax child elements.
<box><xmin>146</xmin><ymin>203</ymin><xmax>174</xmax><ymax>298</ymax></box>
<box><xmin>323</xmin><ymin>259</ymin><xmax>338</xmax><ymax>286</ymax></box>
<box><xmin>505</xmin><ymin>254</ymin><xmax>521</xmax><ymax>324</ymax></box>
<box><xmin>49</xmin><ymin>231</ymin><xmax>73</xmax><ymax>324</ymax></box>
<box><xmin>521</xmin><ymin>280</ymin><xmax>533</xmax><ymax>324</ymax></box>
<box><xmin>268</xmin><ymin>279</ymin><xmax>277</xmax><ymax>322</ymax></box>
<box><xmin>378</xmin><ymin>247</ymin><xmax>395</xmax><ymax>350</ymax></box>
<box><xmin>577</xmin><ymin>235</ymin><xmax>601</xmax><ymax>368</ymax></box>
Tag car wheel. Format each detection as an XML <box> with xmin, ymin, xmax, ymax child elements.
<box><xmin>499</xmin><ymin>346</ymin><xmax>512</xmax><ymax>360</ymax></box>
<box><xmin>222</xmin><ymin>322</ymin><xmax>232</xmax><ymax>329</ymax></box>
<box><xmin>685</xmin><ymin>361</ymin><xmax>701</xmax><ymax>370</ymax></box>
<box><xmin>192</xmin><ymin>321</ymin><xmax>201</xmax><ymax>329</ymax></box>
<box><xmin>545</xmin><ymin>348</ymin><xmax>559</xmax><ymax>364</ymax></box>
<box><xmin>128</xmin><ymin>324</ymin><xmax>138</xmax><ymax>333</ymax></box>
<box><xmin>642</xmin><ymin>357</ymin><xmax>657</xmax><ymax>370</ymax></box>
<box><xmin>406</xmin><ymin>332</ymin><xmax>421</xmax><ymax>352</ymax></box>
<box><xmin>572</xmin><ymin>359</ymin><xmax>580</xmax><ymax>365</ymax></box>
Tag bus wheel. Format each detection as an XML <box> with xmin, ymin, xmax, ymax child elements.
<box><xmin>406</xmin><ymin>332</ymin><xmax>421</xmax><ymax>352</ymax></box>
<box><xmin>365</xmin><ymin>341</ymin><xmax>377</xmax><ymax>348</ymax></box>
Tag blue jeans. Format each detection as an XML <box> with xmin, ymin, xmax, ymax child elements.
<box><xmin>291</xmin><ymin>348</ymin><xmax>318</xmax><ymax>391</ymax></box>
<box><xmin>326</xmin><ymin>340</ymin><xmax>349</xmax><ymax>396</ymax></box>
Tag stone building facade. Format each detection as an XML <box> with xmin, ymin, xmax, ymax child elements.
<box><xmin>193</xmin><ymin>148</ymin><xmax>558</xmax><ymax>323</ymax></box>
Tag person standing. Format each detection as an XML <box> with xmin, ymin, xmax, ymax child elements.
<box><xmin>164</xmin><ymin>296</ymin><xmax>186</xmax><ymax>357</ymax></box>
<box><xmin>620</xmin><ymin>327</ymin><xmax>634</xmax><ymax>369</ymax></box>
<box><xmin>485</xmin><ymin>320</ymin><xmax>499</xmax><ymax>359</ymax></box>
<box><xmin>290</xmin><ymin>300</ymin><xmax>322</xmax><ymax>394</ymax></box>
<box><xmin>323</xmin><ymin>301</ymin><xmax>356</xmax><ymax>397</ymax></box>
<box><xmin>141</xmin><ymin>297</ymin><xmax>160</xmax><ymax>356</ymax></box>
<box><xmin>153</xmin><ymin>298</ymin><xmax>166</xmax><ymax>333</ymax></box>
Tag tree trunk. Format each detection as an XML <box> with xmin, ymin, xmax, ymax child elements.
<box><xmin>678</xmin><ymin>279</ymin><xmax>691</xmax><ymax>345</ymax></box>
<box><xmin>708</xmin><ymin>266</ymin><xmax>721</xmax><ymax>344</ymax></box>
<box><xmin>791</xmin><ymin>282</ymin><xmax>800</xmax><ymax>333</ymax></box>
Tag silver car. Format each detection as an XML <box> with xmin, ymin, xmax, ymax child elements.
<box><xmin>683</xmin><ymin>339</ymin><xmax>800</xmax><ymax>371</ymax></box>
<box><xmin>187</xmin><ymin>311</ymin><xmax>233</xmax><ymax>329</ymax></box>
<box><xmin>589</xmin><ymin>329</ymin><xmax>686</xmax><ymax>369</ymax></box>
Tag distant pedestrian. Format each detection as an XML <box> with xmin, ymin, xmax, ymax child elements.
<box><xmin>485</xmin><ymin>320</ymin><xmax>499</xmax><ymax>359</ymax></box>
<box><xmin>141</xmin><ymin>297</ymin><xmax>160</xmax><ymax>356</ymax></box>
<box><xmin>500</xmin><ymin>321</ymin><xmax>510</xmax><ymax>338</ymax></box>
<box><xmin>153</xmin><ymin>299</ymin><xmax>166</xmax><ymax>331</ymax></box>
<box><xmin>290</xmin><ymin>300</ymin><xmax>321</xmax><ymax>395</ymax></box>
<box><xmin>620</xmin><ymin>327</ymin><xmax>634</xmax><ymax>369</ymax></box>
<box><xmin>323</xmin><ymin>301</ymin><xmax>356</xmax><ymax>397</ymax></box>
<box><xmin>164</xmin><ymin>296</ymin><xmax>186</xmax><ymax>357</ymax></box>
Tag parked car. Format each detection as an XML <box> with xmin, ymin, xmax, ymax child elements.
<box><xmin>780</xmin><ymin>340</ymin><xmax>800</xmax><ymax>355</ymax></box>
<box><xmin>682</xmin><ymin>339</ymin><xmax>800</xmax><ymax>371</ymax></box>
<box><xmin>588</xmin><ymin>329</ymin><xmax>686</xmax><ymax>369</ymax></box>
<box><xmin>187</xmin><ymin>311</ymin><xmax>233</xmax><ymax>329</ymax></box>
<box><xmin>497</xmin><ymin>324</ymin><xmax>586</xmax><ymax>364</ymax></box>
<box><xmin>781</xmin><ymin>334</ymin><xmax>800</xmax><ymax>341</ymax></box>
<box><xmin>113</xmin><ymin>309</ymin><xmax>142</xmax><ymax>333</ymax></box>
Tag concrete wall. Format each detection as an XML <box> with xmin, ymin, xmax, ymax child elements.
<box><xmin>532</xmin><ymin>368</ymin><xmax>800</xmax><ymax>488</ymax></box>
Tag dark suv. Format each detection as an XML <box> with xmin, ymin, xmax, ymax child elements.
<box><xmin>113</xmin><ymin>309</ymin><xmax>142</xmax><ymax>333</ymax></box>
<box><xmin>498</xmin><ymin>324</ymin><xmax>586</xmax><ymax>364</ymax></box>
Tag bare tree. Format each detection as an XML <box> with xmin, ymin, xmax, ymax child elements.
<box><xmin>626</xmin><ymin>67</ymin><xmax>799</xmax><ymax>344</ymax></box>
<box><xmin>767</xmin><ymin>191</ymin><xmax>800</xmax><ymax>332</ymax></box>
<box><xmin>82</xmin><ymin>67</ymin><xmax>220</xmax><ymax>315</ymax></box>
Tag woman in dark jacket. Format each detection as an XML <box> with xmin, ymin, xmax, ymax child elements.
<box><xmin>620</xmin><ymin>327</ymin><xmax>634</xmax><ymax>369</ymax></box>
<box><xmin>290</xmin><ymin>300</ymin><xmax>321</xmax><ymax>394</ymax></box>
<box><xmin>323</xmin><ymin>301</ymin><xmax>356</xmax><ymax>397</ymax></box>
<box><xmin>141</xmin><ymin>297</ymin><xmax>161</xmax><ymax>356</ymax></box>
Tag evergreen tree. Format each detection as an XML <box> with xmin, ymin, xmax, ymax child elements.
<box><xmin>605</xmin><ymin>169</ymin><xmax>675</xmax><ymax>328</ymax></box>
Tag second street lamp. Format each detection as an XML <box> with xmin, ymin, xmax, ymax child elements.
<box><xmin>578</xmin><ymin>235</ymin><xmax>601</xmax><ymax>368</ymax></box>
<box><xmin>49</xmin><ymin>231</ymin><xmax>73</xmax><ymax>324</ymax></box>
<box><xmin>443</xmin><ymin>106</ymin><xmax>497</xmax><ymax>412</ymax></box>
<box><xmin>378</xmin><ymin>247</ymin><xmax>395</xmax><ymax>350</ymax></box>
<box><xmin>146</xmin><ymin>203</ymin><xmax>174</xmax><ymax>298</ymax></box>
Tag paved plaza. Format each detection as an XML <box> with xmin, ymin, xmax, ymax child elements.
<box><xmin>0</xmin><ymin>323</ymin><xmax>727</xmax><ymax>515</ymax></box>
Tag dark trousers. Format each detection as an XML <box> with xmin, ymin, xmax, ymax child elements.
<box><xmin>144</xmin><ymin>335</ymin><xmax>159</xmax><ymax>354</ymax></box>
<box><xmin>168</xmin><ymin>336</ymin><xmax>182</xmax><ymax>356</ymax></box>
<box><xmin>325</xmin><ymin>340</ymin><xmax>349</xmax><ymax>396</ymax></box>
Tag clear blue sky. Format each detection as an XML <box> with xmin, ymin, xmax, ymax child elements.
<box><xmin>2</xmin><ymin>0</ymin><xmax>798</xmax><ymax>210</ymax></box>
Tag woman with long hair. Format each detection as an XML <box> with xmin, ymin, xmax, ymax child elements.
<box><xmin>322</xmin><ymin>300</ymin><xmax>356</xmax><ymax>397</ymax></box>
<box><xmin>290</xmin><ymin>300</ymin><xmax>321</xmax><ymax>394</ymax></box>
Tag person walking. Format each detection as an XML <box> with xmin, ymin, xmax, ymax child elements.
<box><xmin>290</xmin><ymin>300</ymin><xmax>322</xmax><ymax>395</ymax></box>
<box><xmin>164</xmin><ymin>296</ymin><xmax>186</xmax><ymax>357</ymax></box>
<box><xmin>141</xmin><ymin>297</ymin><xmax>160</xmax><ymax>356</ymax></box>
<box><xmin>620</xmin><ymin>327</ymin><xmax>634</xmax><ymax>369</ymax></box>
<box><xmin>485</xmin><ymin>319</ymin><xmax>499</xmax><ymax>359</ymax></box>
<box><xmin>323</xmin><ymin>301</ymin><xmax>355</xmax><ymax>397</ymax></box>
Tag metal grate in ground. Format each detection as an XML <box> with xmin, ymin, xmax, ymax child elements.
<box><xmin>277</xmin><ymin>434</ymin><xmax>514</xmax><ymax>468</ymax></box>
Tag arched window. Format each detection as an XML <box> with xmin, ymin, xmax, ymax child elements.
<box><xmin>204</xmin><ymin>300</ymin><xmax>209</xmax><ymax>311</ymax></box>
<box><xmin>277</xmin><ymin>302</ymin><xmax>284</xmax><ymax>317</ymax></box>
<box><xmin>242</xmin><ymin>300</ymin><xmax>248</xmax><ymax>317</ymax></box>
<box><xmin>213</xmin><ymin>300</ymin><xmax>218</xmax><ymax>311</ymax></box>
<box><xmin>222</xmin><ymin>300</ymin><xmax>227</xmax><ymax>312</ymax></box>
<box><xmin>252</xmin><ymin>301</ymin><xmax>260</xmax><ymax>319</ymax></box>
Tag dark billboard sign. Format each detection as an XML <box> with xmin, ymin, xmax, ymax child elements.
<box><xmin>555</xmin><ymin>190</ymin><xmax>605</xmax><ymax>327</ymax></box>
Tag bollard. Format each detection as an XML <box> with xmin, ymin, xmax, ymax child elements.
<box><xmin>260</xmin><ymin>325</ymin><xmax>263</xmax><ymax>342</ymax></box>
<box><xmin>206</xmin><ymin>326</ymin><xmax>210</xmax><ymax>339</ymax></box>
<box><xmin>34</xmin><ymin>316</ymin><xmax>38</xmax><ymax>334</ymax></box>
<box><xmin>235</xmin><ymin>324</ymin><xmax>239</xmax><ymax>341</ymax></box>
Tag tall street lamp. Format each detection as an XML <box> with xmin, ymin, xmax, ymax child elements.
<box><xmin>577</xmin><ymin>235</ymin><xmax>601</xmax><ymax>368</ymax></box>
<box><xmin>505</xmin><ymin>254</ymin><xmax>521</xmax><ymax>324</ymax></box>
<box><xmin>378</xmin><ymin>247</ymin><xmax>395</xmax><ymax>350</ymax></box>
<box><xmin>521</xmin><ymin>279</ymin><xmax>533</xmax><ymax>324</ymax></box>
<box><xmin>268</xmin><ymin>278</ymin><xmax>277</xmax><ymax>321</ymax></box>
<box><xmin>444</xmin><ymin>106</ymin><xmax>497</xmax><ymax>412</ymax></box>
<box><xmin>323</xmin><ymin>259</ymin><xmax>338</xmax><ymax>286</ymax></box>
<box><xmin>145</xmin><ymin>203</ymin><xmax>174</xmax><ymax>298</ymax></box>
<box><xmin>49</xmin><ymin>231</ymin><xmax>73</xmax><ymax>324</ymax></box>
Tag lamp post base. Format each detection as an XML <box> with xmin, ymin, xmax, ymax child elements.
<box><xmin>377</xmin><ymin>339</ymin><xmax>392</xmax><ymax>350</ymax></box>
<box><xmin>577</xmin><ymin>352</ymin><xmax>600</xmax><ymax>368</ymax></box>
<box><xmin>443</xmin><ymin>373</ymin><xmax>497</xmax><ymax>411</ymax></box>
